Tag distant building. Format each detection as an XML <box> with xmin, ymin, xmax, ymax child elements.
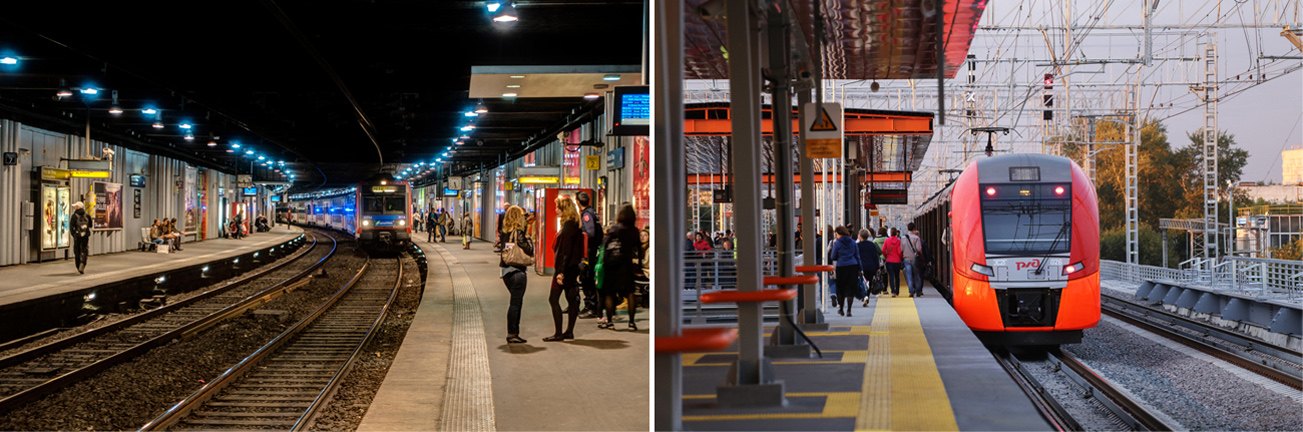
<box><xmin>1285</xmin><ymin>148</ymin><xmax>1303</xmax><ymax>185</ymax></box>
<box><xmin>1239</xmin><ymin>185</ymin><xmax>1303</xmax><ymax>204</ymax></box>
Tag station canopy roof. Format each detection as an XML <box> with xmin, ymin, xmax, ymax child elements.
<box><xmin>684</xmin><ymin>0</ymin><xmax>988</xmax><ymax>80</ymax></box>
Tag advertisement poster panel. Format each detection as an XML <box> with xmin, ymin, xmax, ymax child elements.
<box><xmin>41</xmin><ymin>185</ymin><xmax>57</xmax><ymax>250</ymax></box>
<box><xmin>57</xmin><ymin>187</ymin><xmax>70</xmax><ymax>248</ymax></box>
<box><xmin>633</xmin><ymin>136</ymin><xmax>649</xmax><ymax>229</ymax></box>
<box><xmin>92</xmin><ymin>181</ymin><xmax>124</xmax><ymax>230</ymax></box>
<box><xmin>184</xmin><ymin>167</ymin><xmax>198</xmax><ymax>231</ymax></box>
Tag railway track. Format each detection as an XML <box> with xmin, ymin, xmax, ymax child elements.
<box><xmin>1101</xmin><ymin>293</ymin><xmax>1303</xmax><ymax>390</ymax></box>
<box><xmin>0</xmin><ymin>230</ymin><xmax>340</xmax><ymax>415</ymax></box>
<box><xmin>140</xmin><ymin>254</ymin><xmax>403</xmax><ymax>431</ymax></box>
<box><xmin>993</xmin><ymin>346</ymin><xmax>1173</xmax><ymax>432</ymax></box>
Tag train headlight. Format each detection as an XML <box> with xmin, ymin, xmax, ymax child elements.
<box><xmin>970</xmin><ymin>263</ymin><xmax>995</xmax><ymax>277</ymax></box>
<box><xmin>1062</xmin><ymin>261</ymin><xmax>1084</xmax><ymax>276</ymax></box>
<box><xmin>362</xmin><ymin>219</ymin><xmax>371</xmax><ymax>227</ymax></box>
<box><xmin>397</xmin><ymin>219</ymin><xmax>406</xmax><ymax>226</ymax></box>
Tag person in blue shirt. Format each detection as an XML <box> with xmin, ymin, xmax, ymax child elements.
<box><xmin>829</xmin><ymin>226</ymin><xmax>863</xmax><ymax>317</ymax></box>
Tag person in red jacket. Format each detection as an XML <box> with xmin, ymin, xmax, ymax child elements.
<box><xmin>882</xmin><ymin>228</ymin><xmax>904</xmax><ymax>297</ymax></box>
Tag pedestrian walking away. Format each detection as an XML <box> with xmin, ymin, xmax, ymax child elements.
<box><xmin>70</xmin><ymin>202</ymin><xmax>92</xmax><ymax>274</ymax></box>
<box><xmin>883</xmin><ymin>228</ymin><xmax>904</xmax><ymax>297</ymax></box>
<box><xmin>829</xmin><ymin>226</ymin><xmax>862</xmax><ymax>317</ymax></box>
<box><xmin>856</xmin><ymin>228</ymin><xmax>882</xmax><ymax>306</ymax></box>
<box><xmin>902</xmin><ymin>222</ymin><xmax>924</xmax><ymax>297</ymax></box>
<box><xmin>498</xmin><ymin>205</ymin><xmax>533</xmax><ymax>344</ymax></box>
<box><xmin>598</xmin><ymin>203</ymin><xmax>643</xmax><ymax>331</ymax></box>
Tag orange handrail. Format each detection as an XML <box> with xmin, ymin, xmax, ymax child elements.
<box><xmin>794</xmin><ymin>265</ymin><xmax>834</xmax><ymax>273</ymax></box>
<box><xmin>700</xmin><ymin>288</ymin><xmax>799</xmax><ymax>304</ymax></box>
<box><xmin>655</xmin><ymin>328</ymin><xmax>739</xmax><ymax>354</ymax></box>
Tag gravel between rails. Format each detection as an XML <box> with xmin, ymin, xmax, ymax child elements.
<box><xmin>0</xmin><ymin>233</ymin><xmax>314</xmax><ymax>361</ymax></box>
<box><xmin>1068</xmin><ymin>319</ymin><xmax>1303</xmax><ymax>431</ymax></box>
<box><xmin>1017</xmin><ymin>355</ymin><xmax>1128</xmax><ymax>431</ymax></box>
<box><xmin>307</xmin><ymin>253</ymin><xmax>424</xmax><ymax>432</ymax></box>
<box><xmin>0</xmin><ymin>232</ymin><xmax>366</xmax><ymax>431</ymax></box>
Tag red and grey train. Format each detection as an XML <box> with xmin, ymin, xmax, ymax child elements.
<box><xmin>914</xmin><ymin>154</ymin><xmax>1100</xmax><ymax>345</ymax></box>
<box><xmin>279</xmin><ymin>177</ymin><xmax>412</xmax><ymax>252</ymax></box>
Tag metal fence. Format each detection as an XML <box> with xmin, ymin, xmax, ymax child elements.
<box><xmin>1101</xmin><ymin>258</ymin><xmax>1303</xmax><ymax>303</ymax></box>
<box><xmin>680</xmin><ymin>249</ymin><xmax>823</xmax><ymax>324</ymax></box>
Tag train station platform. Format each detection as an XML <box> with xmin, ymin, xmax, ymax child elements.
<box><xmin>0</xmin><ymin>225</ymin><xmax>304</xmax><ymax>310</ymax></box>
<box><xmin>678</xmin><ymin>283</ymin><xmax>1051</xmax><ymax>431</ymax></box>
<box><xmin>358</xmin><ymin>235</ymin><xmax>650</xmax><ymax>432</ymax></box>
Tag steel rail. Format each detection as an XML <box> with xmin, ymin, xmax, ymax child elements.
<box><xmin>0</xmin><ymin>231</ymin><xmax>336</xmax><ymax>415</ymax></box>
<box><xmin>1051</xmin><ymin>348</ymin><xmax>1173</xmax><ymax>432</ymax></box>
<box><xmin>139</xmin><ymin>256</ymin><xmax>374</xmax><ymax>431</ymax></box>
<box><xmin>1101</xmin><ymin>294</ymin><xmax>1303</xmax><ymax>390</ymax></box>
<box><xmin>989</xmin><ymin>347</ymin><xmax>1077</xmax><ymax>432</ymax></box>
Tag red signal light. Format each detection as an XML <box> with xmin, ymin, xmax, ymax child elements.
<box><xmin>986</xmin><ymin>187</ymin><xmax>997</xmax><ymax>196</ymax></box>
<box><xmin>1044</xmin><ymin>74</ymin><xmax>1053</xmax><ymax>89</ymax></box>
<box><xmin>1055</xmin><ymin>186</ymin><xmax>1065</xmax><ymax>195</ymax></box>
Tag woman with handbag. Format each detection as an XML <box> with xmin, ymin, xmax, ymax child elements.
<box><xmin>599</xmin><ymin>203</ymin><xmax>643</xmax><ymax>331</ymax></box>
<box><xmin>498</xmin><ymin>205</ymin><xmax>534</xmax><ymax>344</ymax></box>
<box><xmin>545</xmin><ymin>197</ymin><xmax>584</xmax><ymax>342</ymax></box>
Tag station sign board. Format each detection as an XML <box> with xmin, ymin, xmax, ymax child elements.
<box><xmin>868</xmin><ymin>189</ymin><xmax>908</xmax><ymax>205</ymax></box>
<box><xmin>802</xmin><ymin>102</ymin><xmax>844</xmax><ymax>159</ymax></box>
<box><xmin>237</xmin><ymin>174</ymin><xmax>253</xmax><ymax>188</ymax></box>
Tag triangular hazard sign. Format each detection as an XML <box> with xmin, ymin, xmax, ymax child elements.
<box><xmin>810</xmin><ymin>107</ymin><xmax>838</xmax><ymax>132</ymax></box>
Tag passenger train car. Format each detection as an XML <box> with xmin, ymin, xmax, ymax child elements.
<box><xmin>914</xmin><ymin>154</ymin><xmax>1100</xmax><ymax>345</ymax></box>
<box><xmin>279</xmin><ymin>176</ymin><xmax>411</xmax><ymax>252</ymax></box>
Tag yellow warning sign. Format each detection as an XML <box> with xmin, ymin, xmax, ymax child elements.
<box><xmin>806</xmin><ymin>139</ymin><xmax>841</xmax><ymax>158</ymax></box>
<box><xmin>810</xmin><ymin>107</ymin><xmax>839</xmax><ymax>132</ymax></box>
<box><xmin>585</xmin><ymin>155</ymin><xmax>601</xmax><ymax>170</ymax></box>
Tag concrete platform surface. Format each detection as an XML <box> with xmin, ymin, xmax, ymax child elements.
<box><xmin>359</xmin><ymin>236</ymin><xmax>650</xmax><ymax>431</ymax></box>
<box><xmin>0</xmin><ymin>225</ymin><xmax>303</xmax><ymax>309</ymax></box>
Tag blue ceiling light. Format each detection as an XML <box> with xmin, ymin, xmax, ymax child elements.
<box><xmin>80</xmin><ymin>87</ymin><xmax>99</xmax><ymax>95</ymax></box>
<box><xmin>487</xmin><ymin>2</ymin><xmax>501</xmax><ymax>12</ymax></box>
<box><xmin>141</xmin><ymin>107</ymin><xmax>157</xmax><ymax>115</ymax></box>
<box><xmin>492</xmin><ymin>2</ymin><xmax>518</xmax><ymax>22</ymax></box>
<box><xmin>0</xmin><ymin>57</ymin><xmax>17</xmax><ymax>65</ymax></box>
<box><xmin>179</xmin><ymin>122</ymin><xmax>192</xmax><ymax>129</ymax></box>
<box><xmin>603</xmin><ymin>74</ymin><xmax>621</xmax><ymax>81</ymax></box>
<box><xmin>258</xmin><ymin>155</ymin><xmax>265</xmax><ymax>160</ymax></box>
<box><xmin>246</xmin><ymin>150</ymin><xmax>254</xmax><ymax>155</ymax></box>
<box><xmin>460</xmin><ymin>125</ymin><xmax>476</xmax><ymax>131</ymax></box>
<box><xmin>231</xmin><ymin>142</ymin><xmax>241</xmax><ymax>149</ymax></box>
<box><xmin>464</xmin><ymin>111</ymin><xmax>478</xmax><ymax>117</ymax></box>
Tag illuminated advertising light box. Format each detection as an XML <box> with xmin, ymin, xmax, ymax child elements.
<box><xmin>243</xmin><ymin>187</ymin><xmax>258</xmax><ymax>196</ymax></box>
<box><xmin>610</xmin><ymin>85</ymin><xmax>649</xmax><ymax>136</ymax></box>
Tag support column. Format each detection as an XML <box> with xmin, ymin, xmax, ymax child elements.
<box><xmin>718</xmin><ymin>0</ymin><xmax>785</xmax><ymax>407</ymax></box>
<box><xmin>652</xmin><ymin>0</ymin><xmax>685</xmax><ymax>429</ymax></box>
<box><xmin>797</xmin><ymin>89</ymin><xmax>823</xmax><ymax>328</ymax></box>
<box><xmin>1202</xmin><ymin>43</ymin><xmax>1220</xmax><ymax>266</ymax></box>
<box><xmin>766</xmin><ymin>5</ymin><xmax>808</xmax><ymax>357</ymax></box>
<box><xmin>1126</xmin><ymin>77</ymin><xmax>1140</xmax><ymax>265</ymax></box>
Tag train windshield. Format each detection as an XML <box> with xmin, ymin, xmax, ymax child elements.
<box><xmin>980</xmin><ymin>183</ymin><xmax>1071</xmax><ymax>256</ymax></box>
<box><xmin>363</xmin><ymin>196</ymin><xmax>406</xmax><ymax>215</ymax></box>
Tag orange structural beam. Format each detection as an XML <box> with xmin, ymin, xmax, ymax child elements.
<box><xmin>686</xmin><ymin>172</ymin><xmax>911</xmax><ymax>185</ymax></box>
<box><xmin>684</xmin><ymin>117</ymin><xmax>932</xmax><ymax>136</ymax></box>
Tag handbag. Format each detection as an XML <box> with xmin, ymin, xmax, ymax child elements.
<box><xmin>593</xmin><ymin>245</ymin><xmax>607</xmax><ymax>290</ymax></box>
<box><xmin>502</xmin><ymin>232</ymin><xmax>535</xmax><ymax>267</ymax></box>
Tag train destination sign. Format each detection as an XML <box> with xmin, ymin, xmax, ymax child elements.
<box><xmin>802</xmin><ymin>102</ymin><xmax>843</xmax><ymax>159</ymax></box>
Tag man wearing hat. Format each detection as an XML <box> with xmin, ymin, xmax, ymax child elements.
<box><xmin>70</xmin><ymin>201</ymin><xmax>92</xmax><ymax>274</ymax></box>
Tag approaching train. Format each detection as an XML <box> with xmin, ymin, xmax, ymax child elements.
<box><xmin>913</xmin><ymin>154</ymin><xmax>1099</xmax><ymax>345</ymax></box>
<box><xmin>278</xmin><ymin>176</ymin><xmax>412</xmax><ymax>252</ymax></box>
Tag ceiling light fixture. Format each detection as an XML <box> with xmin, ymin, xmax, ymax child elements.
<box><xmin>184</xmin><ymin>131</ymin><xmax>194</xmax><ymax>141</ymax></box>
<box><xmin>152</xmin><ymin>115</ymin><xmax>164</xmax><ymax>129</ymax></box>
<box><xmin>179</xmin><ymin>122</ymin><xmax>192</xmax><ymax>129</ymax></box>
<box><xmin>603</xmin><ymin>74</ymin><xmax>621</xmax><ymax>81</ymax></box>
<box><xmin>141</xmin><ymin>107</ymin><xmax>157</xmax><ymax>115</ymax></box>
<box><xmin>464</xmin><ymin>111</ymin><xmax>478</xmax><ymax>117</ymax></box>
<box><xmin>492</xmin><ymin>2</ymin><xmax>518</xmax><ymax>22</ymax></box>
<box><xmin>510</xmin><ymin>75</ymin><xmax>525</xmax><ymax>79</ymax></box>
<box><xmin>108</xmin><ymin>90</ymin><xmax>123</xmax><ymax>115</ymax></box>
<box><xmin>487</xmin><ymin>2</ymin><xmax>501</xmax><ymax>12</ymax></box>
<box><xmin>208</xmin><ymin>141</ymin><xmax>217</xmax><ymax>147</ymax></box>
<box><xmin>0</xmin><ymin>57</ymin><xmax>16</xmax><ymax>65</ymax></box>
<box><xmin>475</xmin><ymin>101</ymin><xmax>488</xmax><ymax>113</ymax></box>
<box><xmin>502</xmin><ymin>92</ymin><xmax>517</xmax><ymax>97</ymax></box>
<box><xmin>460</xmin><ymin>125</ymin><xmax>476</xmax><ymax>131</ymax></box>
<box><xmin>584</xmin><ymin>92</ymin><xmax>600</xmax><ymax>99</ymax></box>
<box><xmin>56</xmin><ymin>79</ymin><xmax>72</xmax><ymax>98</ymax></box>
<box><xmin>80</xmin><ymin>87</ymin><xmax>98</xmax><ymax>95</ymax></box>
<box><xmin>231</xmin><ymin>142</ymin><xmax>241</xmax><ymax>149</ymax></box>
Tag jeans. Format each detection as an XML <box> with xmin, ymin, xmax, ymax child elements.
<box><xmin>502</xmin><ymin>271</ymin><xmax>528</xmax><ymax>335</ymax></box>
<box><xmin>73</xmin><ymin>236</ymin><xmax>89</xmax><ymax>271</ymax></box>
<box><xmin>904</xmin><ymin>259</ymin><xmax>921</xmax><ymax>295</ymax></box>
<box><xmin>438</xmin><ymin>225</ymin><xmax>447</xmax><ymax>241</ymax></box>
<box><xmin>885</xmin><ymin>262</ymin><xmax>902</xmax><ymax>295</ymax></box>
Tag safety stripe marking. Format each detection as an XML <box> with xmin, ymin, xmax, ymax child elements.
<box><xmin>855</xmin><ymin>298</ymin><xmax>959</xmax><ymax>432</ymax></box>
<box><xmin>682</xmin><ymin>392</ymin><xmax>861</xmax><ymax>421</ymax></box>
<box><xmin>433</xmin><ymin>243</ymin><xmax>497</xmax><ymax>432</ymax></box>
<box><xmin>683</xmin><ymin>350</ymin><xmax>869</xmax><ymax>366</ymax></box>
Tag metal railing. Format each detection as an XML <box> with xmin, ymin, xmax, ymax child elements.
<box><xmin>680</xmin><ymin>249</ymin><xmax>823</xmax><ymax>324</ymax></box>
<box><xmin>1101</xmin><ymin>258</ymin><xmax>1302</xmax><ymax>303</ymax></box>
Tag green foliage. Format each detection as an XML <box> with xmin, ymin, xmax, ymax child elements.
<box><xmin>1100</xmin><ymin>225</ymin><xmax>1172</xmax><ymax>267</ymax></box>
<box><xmin>1270</xmin><ymin>237</ymin><xmax>1303</xmax><ymax>261</ymax></box>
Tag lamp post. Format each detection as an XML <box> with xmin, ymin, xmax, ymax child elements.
<box><xmin>1226</xmin><ymin>179</ymin><xmax>1235</xmax><ymax>256</ymax></box>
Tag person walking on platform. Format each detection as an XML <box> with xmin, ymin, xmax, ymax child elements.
<box><xmin>857</xmin><ymin>229</ymin><xmax>881</xmax><ymax>305</ymax></box>
<box><xmin>498</xmin><ymin>205</ymin><xmax>532</xmax><ymax>344</ymax></box>
<box><xmin>545</xmin><ymin>196</ymin><xmax>584</xmax><ymax>341</ymax></box>
<box><xmin>437</xmin><ymin>208</ymin><xmax>449</xmax><ymax>242</ymax></box>
<box><xmin>70</xmin><ymin>202</ymin><xmax>91</xmax><ymax>274</ymax></box>
<box><xmin>902</xmin><ymin>222</ymin><xmax>924</xmax><ymax>297</ymax></box>
<box><xmin>426</xmin><ymin>210</ymin><xmax>437</xmax><ymax>243</ymax></box>
<box><xmin>829</xmin><ymin>226</ymin><xmax>863</xmax><ymax>317</ymax></box>
<box><xmin>598</xmin><ymin>203</ymin><xmax>642</xmax><ymax>330</ymax></box>
<box><xmin>883</xmin><ymin>228</ymin><xmax>904</xmax><ymax>297</ymax></box>
<box><xmin>576</xmin><ymin>191</ymin><xmax>603</xmax><ymax>319</ymax></box>
<box><xmin>461</xmin><ymin>211</ymin><xmax>473</xmax><ymax>249</ymax></box>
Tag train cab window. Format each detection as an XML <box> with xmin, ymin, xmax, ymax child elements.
<box><xmin>980</xmin><ymin>184</ymin><xmax>1071</xmax><ymax>256</ymax></box>
<box><xmin>363</xmin><ymin>196</ymin><xmax>407</xmax><ymax>215</ymax></box>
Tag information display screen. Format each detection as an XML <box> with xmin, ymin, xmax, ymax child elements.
<box><xmin>243</xmin><ymin>187</ymin><xmax>258</xmax><ymax>196</ymax></box>
<box><xmin>610</xmin><ymin>85</ymin><xmax>649</xmax><ymax>136</ymax></box>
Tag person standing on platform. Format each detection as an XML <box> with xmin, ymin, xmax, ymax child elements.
<box><xmin>498</xmin><ymin>205</ymin><xmax>532</xmax><ymax>344</ymax></box>
<box><xmin>71</xmin><ymin>202</ymin><xmax>91</xmax><ymax>274</ymax></box>
<box><xmin>902</xmin><ymin>222</ymin><xmax>924</xmax><ymax>297</ymax></box>
<box><xmin>883</xmin><ymin>228</ymin><xmax>904</xmax><ymax>297</ymax></box>
<box><xmin>598</xmin><ymin>203</ymin><xmax>642</xmax><ymax>330</ymax></box>
<box><xmin>829</xmin><ymin>226</ymin><xmax>863</xmax><ymax>317</ymax></box>
<box><xmin>461</xmin><ymin>211</ymin><xmax>473</xmax><ymax>249</ymax></box>
<box><xmin>857</xmin><ymin>229</ymin><xmax>881</xmax><ymax>305</ymax></box>
<box><xmin>437</xmin><ymin>208</ymin><xmax>449</xmax><ymax>242</ymax></box>
<box><xmin>576</xmin><ymin>191</ymin><xmax>603</xmax><ymax>319</ymax></box>
<box><xmin>545</xmin><ymin>196</ymin><xmax>584</xmax><ymax>342</ymax></box>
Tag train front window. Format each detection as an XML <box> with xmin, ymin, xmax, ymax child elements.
<box><xmin>980</xmin><ymin>184</ymin><xmax>1071</xmax><ymax>256</ymax></box>
<box><xmin>363</xmin><ymin>197</ymin><xmax>406</xmax><ymax>215</ymax></box>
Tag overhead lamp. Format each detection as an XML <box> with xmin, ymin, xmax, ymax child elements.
<box><xmin>487</xmin><ymin>2</ymin><xmax>501</xmax><ymax>12</ymax></box>
<box><xmin>502</xmin><ymin>92</ymin><xmax>518</xmax><ymax>97</ymax></box>
<box><xmin>184</xmin><ymin>131</ymin><xmax>195</xmax><ymax>141</ymax></box>
<box><xmin>246</xmin><ymin>150</ymin><xmax>254</xmax><ymax>155</ymax></box>
<box><xmin>460</xmin><ymin>135</ymin><xmax>470</xmax><ymax>140</ymax></box>
<box><xmin>475</xmin><ymin>101</ymin><xmax>488</xmax><ymax>113</ymax></box>
<box><xmin>152</xmin><ymin>115</ymin><xmax>165</xmax><ymax>129</ymax></box>
<box><xmin>208</xmin><ymin>141</ymin><xmax>217</xmax><ymax>147</ymax></box>
<box><xmin>583</xmin><ymin>92</ymin><xmax>600</xmax><ymax>99</ymax></box>
<box><xmin>108</xmin><ymin>91</ymin><xmax>123</xmax><ymax>114</ymax></box>
<box><xmin>0</xmin><ymin>57</ymin><xmax>16</xmax><ymax>65</ymax></box>
<box><xmin>460</xmin><ymin>125</ymin><xmax>476</xmax><ymax>131</ymax></box>
<box><xmin>603</xmin><ymin>74</ymin><xmax>621</xmax><ymax>81</ymax></box>
<box><xmin>56</xmin><ymin>79</ymin><xmax>73</xmax><ymax>98</ymax></box>
<box><xmin>231</xmin><ymin>142</ymin><xmax>241</xmax><ymax>149</ymax></box>
<box><xmin>492</xmin><ymin>2</ymin><xmax>518</xmax><ymax>22</ymax></box>
<box><xmin>258</xmin><ymin>155</ymin><xmax>265</xmax><ymax>160</ymax></box>
<box><xmin>456</xmin><ymin>140</ymin><xmax>465</xmax><ymax>146</ymax></box>
<box><xmin>179</xmin><ymin>122</ymin><xmax>192</xmax><ymax>129</ymax></box>
<box><xmin>80</xmin><ymin>87</ymin><xmax>99</xmax><ymax>95</ymax></box>
<box><xmin>225</xmin><ymin>149</ymin><xmax>234</xmax><ymax>153</ymax></box>
<box><xmin>141</xmin><ymin>107</ymin><xmax>157</xmax><ymax>115</ymax></box>
<box><xmin>506</xmin><ymin>85</ymin><xmax>521</xmax><ymax>88</ymax></box>
<box><xmin>278</xmin><ymin>160</ymin><xmax>284</xmax><ymax>165</ymax></box>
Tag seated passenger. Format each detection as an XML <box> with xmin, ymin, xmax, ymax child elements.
<box><xmin>168</xmin><ymin>218</ymin><xmax>184</xmax><ymax>251</ymax></box>
<box><xmin>149</xmin><ymin>220</ymin><xmax>167</xmax><ymax>245</ymax></box>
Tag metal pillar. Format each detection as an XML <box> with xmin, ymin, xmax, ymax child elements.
<box><xmin>1126</xmin><ymin>76</ymin><xmax>1139</xmax><ymax>265</ymax></box>
<box><xmin>1085</xmin><ymin>117</ymin><xmax>1097</xmax><ymax>184</ymax></box>
<box><xmin>1202</xmin><ymin>43</ymin><xmax>1220</xmax><ymax>265</ymax></box>
<box><xmin>797</xmin><ymin>89</ymin><xmax>823</xmax><ymax>327</ymax></box>
<box><xmin>718</xmin><ymin>0</ymin><xmax>785</xmax><ymax>407</ymax></box>
<box><xmin>652</xmin><ymin>0</ymin><xmax>685</xmax><ymax>429</ymax></box>
<box><xmin>766</xmin><ymin>4</ymin><xmax>806</xmax><ymax>356</ymax></box>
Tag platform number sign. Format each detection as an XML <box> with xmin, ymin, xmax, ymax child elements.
<box><xmin>802</xmin><ymin>102</ymin><xmax>843</xmax><ymax>159</ymax></box>
<box><xmin>585</xmin><ymin>155</ymin><xmax>601</xmax><ymax>171</ymax></box>
<box><xmin>2</xmin><ymin>152</ymin><xmax>16</xmax><ymax>166</ymax></box>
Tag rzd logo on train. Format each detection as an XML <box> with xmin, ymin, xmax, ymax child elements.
<box><xmin>1014</xmin><ymin>259</ymin><xmax>1042</xmax><ymax>271</ymax></box>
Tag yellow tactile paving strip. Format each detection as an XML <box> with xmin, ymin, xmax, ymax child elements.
<box><xmin>681</xmin><ymin>392</ymin><xmax>861</xmax><ymax>421</ymax></box>
<box><xmin>682</xmin><ymin>350</ymin><xmax>869</xmax><ymax>366</ymax></box>
<box><xmin>855</xmin><ymin>298</ymin><xmax>959</xmax><ymax>432</ymax></box>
